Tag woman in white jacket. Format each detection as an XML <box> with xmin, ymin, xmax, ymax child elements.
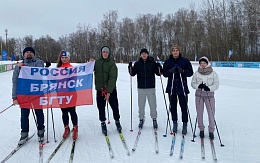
<box><xmin>191</xmin><ymin>56</ymin><xmax>219</xmax><ymax>140</ymax></box>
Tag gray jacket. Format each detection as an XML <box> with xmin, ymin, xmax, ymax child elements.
<box><xmin>12</xmin><ymin>57</ymin><xmax>44</xmax><ymax>99</ymax></box>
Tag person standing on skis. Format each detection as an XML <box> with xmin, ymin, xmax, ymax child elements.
<box><xmin>162</xmin><ymin>44</ymin><xmax>193</xmax><ymax>135</ymax></box>
<box><xmin>128</xmin><ymin>48</ymin><xmax>162</xmax><ymax>129</ymax></box>
<box><xmin>12</xmin><ymin>47</ymin><xmax>45</xmax><ymax>145</ymax></box>
<box><xmin>92</xmin><ymin>46</ymin><xmax>122</xmax><ymax>135</ymax></box>
<box><xmin>191</xmin><ymin>56</ymin><xmax>219</xmax><ymax>140</ymax></box>
<box><xmin>56</xmin><ymin>51</ymin><xmax>78</xmax><ymax>140</ymax></box>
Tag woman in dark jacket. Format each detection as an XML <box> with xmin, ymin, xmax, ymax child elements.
<box><xmin>162</xmin><ymin>44</ymin><xmax>193</xmax><ymax>135</ymax></box>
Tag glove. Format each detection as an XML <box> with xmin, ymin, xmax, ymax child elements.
<box><xmin>128</xmin><ymin>62</ymin><xmax>132</xmax><ymax>68</ymax></box>
<box><xmin>198</xmin><ymin>83</ymin><xmax>205</xmax><ymax>89</ymax></box>
<box><xmin>156</xmin><ymin>62</ymin><xmax>162</xmax><ymax>72</ymax></box>
<box><xmin>203</xmin><ymin>85</ymin><xmax>210</xmax><ymax>92</ymax></box>
<box><xmin>156</xmin><ymin>62</ymin><xmax>161</xmax><ymax>67</ymax></box>
<box><xmin>101</xmin><ymin>85</ymin><xmax>108</xmax><ymax>96</ymax></box>
<box><xmin>176</xmin><ymin>67</ymin><xmax>183</xmax><ymax>73</ymax></box>
<box><xmin>128</xmin><ymin>62</ymin><xmax>133</xmax><ymax>75</ymax></box>
<box><xmin>169</xmin><ymin>67</ymin><xmax>176</xmax><ymax>73</ymax></box>
<box><xmin>45</xmin><ymin>60</ymin><xmax>51</xmax><ymax>68</ymax></box>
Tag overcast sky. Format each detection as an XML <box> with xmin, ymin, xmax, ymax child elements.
<box><xmin>0</xmin><ymin>0</ymin><xmax>203</xmax><ymax>40</ymax></box>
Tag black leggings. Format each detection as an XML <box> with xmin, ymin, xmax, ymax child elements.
<box><xmin>61</xmin><ymin>107</ymin><xmax>78</xmax><ymax>126</ymax></box>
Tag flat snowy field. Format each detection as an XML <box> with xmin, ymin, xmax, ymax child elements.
<box><xmin>0</xmin><ymin>63</ymin><xmax>259</xmax><ymax>163</ymax></box>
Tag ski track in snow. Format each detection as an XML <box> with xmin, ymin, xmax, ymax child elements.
<box><xmin>0</xmin><ymin>63</ymin><xmax>260</xmax><ymax>163</ymax></box>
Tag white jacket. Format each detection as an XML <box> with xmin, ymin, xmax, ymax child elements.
<box><xmin>191</xmin><ymin>70</ymin><xmax>219</xmax><ymax>92</ymax></box>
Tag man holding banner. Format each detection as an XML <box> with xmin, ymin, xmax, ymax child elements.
<box><xmin>12</xmin><ymin>47</ymin><xmax>45</xmax><ymax>145</ymax></box>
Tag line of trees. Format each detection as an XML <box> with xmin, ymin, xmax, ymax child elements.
<box><xmin>1</xmin><ymin>0</ymin><xmax>259</xmax><ymax>62</ymax></box>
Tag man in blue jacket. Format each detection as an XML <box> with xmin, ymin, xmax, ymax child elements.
<box><xmin>162</xmin><ymin>45</ymin><xmax>193</xmax><ymax>135</ymax></box>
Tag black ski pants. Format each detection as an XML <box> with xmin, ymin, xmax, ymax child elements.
<box><xmin>96</xmin><ymin>88</ymin><xmax>120</xmax><ymax>122</ymax></box>
<box><xmin>169</xmin><ymin>94</ymin><xmax>188</xmax><ymax>123</ymax></box>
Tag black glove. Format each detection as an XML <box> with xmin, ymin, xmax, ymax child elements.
<box><xmin>156</xmin><ymin>62</ymin><xmax>162</xmax><ymax>72</ymax></box>
<box><xmin>128</xmin><ymin>62</ymin><xmax>133</xmax><ymax>75</ymax></box>
<box><xmin>45</xmin><ymin>60</ymin><xmax>51</xmax><ymax>68</ymax></box>
<box><xmin>128</xmin><ymin>62</ymin><xmax>132</xmax><ymax>68</ymax></box>
<box><xmin>169</xmin><ymin>67</ymin><xmax>176</xmax><ymax>73</ymax></box>
<box><xmin>198</xmin><ymin>83</ymin><xmax>205</xmax><ymax>89</ymax></box>
<box><xmin>156</xmin><ymin>62</ymin><xmax>161</xmax><ymax>67</ymax></box>
<box><xmin>203</xmin><ymin>85</ymin><xmax>210</xmax><ymax>92</ymax></box>
<box><xmin>176</xmin><ymin>67</ymin><xmax>183</xmax><ymax>73</ymax></box>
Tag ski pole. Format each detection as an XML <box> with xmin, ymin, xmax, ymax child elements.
<box><xmin>0</xmin><ymin>104</ymin><xmax>14</xmax><ymax>115</ymax></box>
<box><xmin>168</xmin><ymin>70</ymin><xmax>175</xmax><ymax>134</ymax></box>
<box><xmin>191</xmin><ymin>89</ymin><xmax>202</xmax><ymax>142</ymax></box>
<box><xmin>106</xmin><ymin>101</ymin><xmax>110</xmax><ymax>124</ymax></box>
<box><xmin>179</xmin><ymin>73</ymin><xmax>194</xmax><ymax>135</ymax></box>
<box><xmin>32</xmin><ymin>109</ymin><xmax>39</xmax><ymax>128</ymax></box>
<box><xmin>30</xmin><ymin>103</ymin><xmax>39</xmax><ymax>128</ymax></box>
<box><xmin>191</xmin><ymin>117</ymin><xmax>197</xmax><ymax>142</ymax></box>
<box><xmin>50</xmin><ymin>108</ymin><xmax>57</xmax><ymax>142</ymax></box>
<box><xmin>206</xmin><ymin>92</ymin><xmax>225</xmax><ymax>147</ymax></box>
<box><xmin>46</xmin><ymin>108</ymin><xmax>49</xmax><ymax>143</ymax></box>
<box><xmin>130</xmin><ymin>66</ymin><xmax>133</xmax><ymax>132</ymax></box>
<box><xmin>158</xmin><ymin>68</ymin><xmax>172</xmax><ymax>137</ymax></box>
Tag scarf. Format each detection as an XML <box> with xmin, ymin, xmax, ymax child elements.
<box><xmin>198</xmin><ymin>65</ymin><xmax>213</xmax><ymax>75</ymax></box>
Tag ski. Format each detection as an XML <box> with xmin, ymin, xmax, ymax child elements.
<box><xmin>169</xmin><ymin>133</ymin><xmax>176</xmax><ymax>156</ymax></box>
<box><xmin>46</xmin><ymin>132</ymin><xmax>71</xmax><ymax>163</ymax></box>
<box><xmin>154</xmin><ymin>129</ymin><xmax>159</xmax><ymax>153</ymax></box>
<box><xmin>39</xmin><ymin>141</ymin><xmax>44</xmax><ymax>163</ymax></box>
<box><xmin>210</xmin><ymin>139</ymin><xmax>217</xmax><ymax>161</ymax></box>
<box><xmin>179</xmin><ymin>135</ymin><xmax>185</xmax><ymax>159</ymax></box>
<box><xmin>1</xmin><ymin>133</ymin><xmax>35</xmax><ymax>163</ymax></box>
<box><xmin>201</xmin><ymin>138</ymin><xmax>205</xmax><ymax>159</ymax></box>
<box><xmin>118</xmin><ymin>132</ymin><xmax>130</xmax><ymax>156</ymax></box>
<box><xmin>69</xmin><ymin>140</ymin><xmax>76</xmax><ymax>163</ymax></box>
<box><xmin>105</xmin><ymin>134</ymin><xmax>114</xmax><ymax>158</ymax></box>
<box><xmin>132</xmin><ymin>128</ymin><xmax>142</xmax><ymax>152</ymax></box>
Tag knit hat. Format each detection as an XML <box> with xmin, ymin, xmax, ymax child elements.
<box><xmin>140</xmin><ymin>48</ymin><xmax>149</xmax><ymax>55</ymax></box>
<box><xmin>23</xmin><ymin>47</ymin><xmax>35</xmax><ymax>55</ymax></box>
<box><xmin>171</xmin><ymin>44</ymin><xmax>181</xmax><ymax>53</ymax></box>
<box><xmin>199</xmin><ymin>56</ymin><xmax>209</xmax><ymax>65</ymax></box>
<box><xmin>60</xmin><ymin>51</ymin><xmax>70</xmax><ymax>59</ymax></box>
<box><xmin>101</xmin><ymin>47</ymin><xmax>110</xmax><ymax>53</ymax></box>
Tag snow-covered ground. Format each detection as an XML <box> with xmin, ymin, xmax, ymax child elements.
<box><xmin>0</xmin><ymin>63</ymin><xmax>260</xmax><ymax>163</ymax></box>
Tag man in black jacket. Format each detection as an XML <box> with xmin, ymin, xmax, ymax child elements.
<box><xmin>128</xmin><ymin>48</ymin><xmax>162</xmax><ymax>129</ymax></box>
<box><xmin>162</xmin><ymin>44</ymin><xmax>193</xmax><ymax>135</ymax></box>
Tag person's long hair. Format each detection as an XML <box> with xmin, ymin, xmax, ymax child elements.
<box><xmin>56</xmin><ymin>51</ymin><xmax>63</xmax><ymax>68</ymax></box>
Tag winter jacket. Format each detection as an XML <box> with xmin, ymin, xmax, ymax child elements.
<box><xmin>130</xmin><ymin>56</ymin><xmax>160</xmax><ymax>89</ymax></box>
<box><xmin>12</xmin><ymin>57</ymin><xmax>44</xmax><ymax>99</ymax></box>
<box><xmin>191</xmin><ymin>68</ymin><xmax>219</xmax><ymax>98</ymax></box>
<box><xmin>94</xmin><ymin>57</ymin><xmax>117</xmax><ymax>93</ymax></box>
<box><xmin>162</xmin><ymin>54</ymin><xmax>193</xmax><ymax>95</ymax></box>
<box><xmin>60</xmin><ymin>62</ymin><xmax>73</xmax><ymax>68</ymax></box>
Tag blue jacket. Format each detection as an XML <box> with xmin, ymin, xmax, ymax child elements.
<box><xmin>162</xmin><ymin>54</ymin><xmax>193</xmax><ymax>95</ymax></box>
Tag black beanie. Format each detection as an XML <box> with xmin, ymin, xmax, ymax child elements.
<box><xmin>140</xmin><ymin>48</ymin><xmax>149</xmax><ymax>55</ymax></box>
<box><xmin>23</xmin><ymin>47</ymin><xmax>35</xmax><ymax>55</ymax></box>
